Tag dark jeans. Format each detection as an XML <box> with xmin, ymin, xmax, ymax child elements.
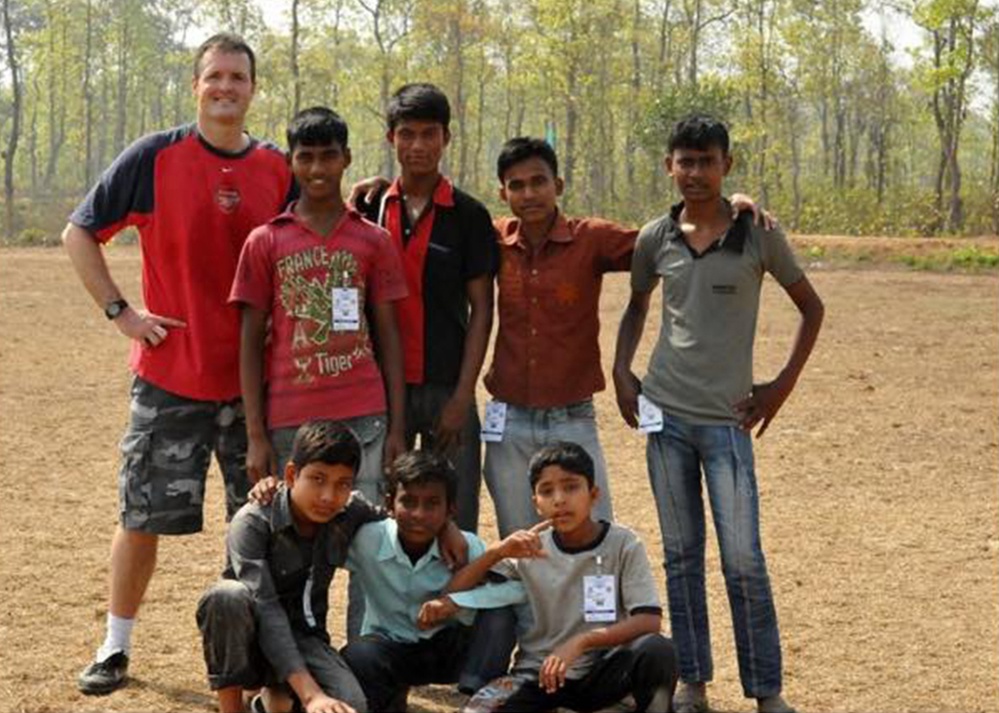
<box><xmin>341</xmin><ymin>607</ymin><xmax>516</xmax><ymax>712</ymax></box>
<box><xmin>464</xmin><ymin>634</ymin><xmax>677</xmax><ymax>713</ymax></box>
<box><xmin>405</xmin><ymin>382</ymin><xmax>482</xmax><ymax>532</ymax></box>
<box><xmin>196</xmin><ymin>580</ymin><xmax>368</xmax><ymax>712</ymax></box>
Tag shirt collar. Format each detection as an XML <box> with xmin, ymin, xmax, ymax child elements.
<box><xmin>375</xmin><ymin>518</ymin><xmax>442</xmax><ymax>568</ymax></box>
<box><xmin>667</xmin><ymin>200</ymin><xmax>747</xmax><ymax>254</ymax></box>
<box><xmin>501</xmin><ymin>210</ymin><xmax>573</xmax><ymax>248</ymax></box>
<box><xmin>268</xmin><ymin>201</ymin><xmax>362</xmax><ymax>227</ymax></box>
<box><xmin>269</xmin><ymin>487</ymin><xmax>295</xmax><ymax>531</ymax></box>
<box><xmin>384</xmin><ymin>176</ymin><xmax>455</xmax><ymax>208</ymax></box>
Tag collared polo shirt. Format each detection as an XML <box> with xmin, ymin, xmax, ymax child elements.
<box><xmin>631</xmin><ymin>202</ymin><xmax>804</xmax><ymax>424</ymax></box>
<box><xmin>70</xmin><ymin>124</ymin><xmax>293</xmax><ymax>401</ymax></box>
<box><xmin>356</xmin><ymin>178</ymin><xmax>498</xmax><ymax>386</ymax></box>
<box><xmin>484</xmin><ymin>213</ymin><xmax>636</xmax><ymax>408</ymax></box>
<box><xmin>229</xmin><ymin>204</ymin><xmax>407</xmax><ymax>429</ymax></box>
<box><xmin>345</xmin><ymin>518</ymin><xmax>525</xmax><ymax>643</ymax></box>
<box><xmin>223</xmin><ymin>488</ymin><xmax>382</xmax><ymax>679</ymax></box>
<box><xmin>491</xmin><ymin>522</ymin><xmax>661</xmax><ymax>679</ymax></box>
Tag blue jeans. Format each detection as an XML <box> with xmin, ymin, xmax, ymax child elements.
<box><xmin>483</xmin><ymin>400</ymin><xmax>613</xmax><ymax>538</ymax></box>
<box><xmin>405</xmin><ymin>383</ymin><xmax>482</xmax><ymax>532</ymax></box>
<box><xmin>647</xmin><ymin>412</ymin><xmax>782</xmax><ymax>698</ymax></box>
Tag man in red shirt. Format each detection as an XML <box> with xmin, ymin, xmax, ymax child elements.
<box><xmin>63</xmin><ymin>33</ymin><xmax>293</xmax><ymax>696</ymax></box>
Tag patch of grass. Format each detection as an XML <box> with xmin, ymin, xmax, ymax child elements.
<box><xmin>893</xmin><ymin>245</ymin><xmax>999</xmax><ymax>272</ymax></box>
<box><xmin>10</xmin><ymin>227</ymin><xmax>60</xmax><ymax>247</ymax></box>
<box><xmin>806</xmin><ymin>244</ymin><xmax>826</xmax><ymax>260</ymax></box>
<box><xmin>950</xmin><ymin>245</ymin><xmax>999</xmax><ymax>269</ymax></box>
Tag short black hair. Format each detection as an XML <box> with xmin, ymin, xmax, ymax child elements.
<box><xmin>287</xmin><ymin>106</ymin><xmax>349</xmax><ymax>152</ymax></box>
<box><xmin>528</xmin><ymin>442</ymin><xmax>595</xmax><ymax>490</ymax></box>
<box><xmin>290</xmin><ymin>420</ymin><xmax>362</xmax><ymax>473</ymax></box>
<box><xmin>496</xmin><ymin>137</ymin><xmax>559</xmax><ymax>181</ymax></box>
<box><xmin>194</xmin><ymin>32</ymin><xmax>256</xmax><ymax>83</ymax></box>
<box><xmin>668</xmin><ymin>114</ymin><xmax>730</xmax><ymax>155</ymax></box>
<box><xmin>387</xmin><ymin>451</ymin><xmax>458</xmax><ymax>506</ymax></box>
<box><xmin>386</xmin><ymin>83</ymin><xmax>450</xmax><ymax>131</ymax></box>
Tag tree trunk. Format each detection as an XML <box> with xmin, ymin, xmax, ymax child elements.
<box><xmin>114</xmin><ymin>8</ymin><xmax>129</xmax><ymax>155</ymax></box>
<box><xmin>688</xmin><ymin>0</ymin><xmax>701</xmax><ymax>87</ymax></box>
<box><xmin>625</xmin><ymin>0</ymin><xmax>641</xmax><ymax>202</ymax></box>
<box><xmin>380</xmin><ymin>64</ymin><xmax>393</xmax><ymax>178</ymax></box>
<box><xmin>448</xmin><ymin>5</ymin><xmax>469</xmax><ymax>188</ymax></box>
<box><xmin>472</xmin><ymin>44</ymin><xmax>486</xmax><ymax>195</ymax></box>
<box><xmin>789</xmin><ymin>105</ymin><xmax>802</xmax><ymax>229</ymax></box>
<box><xmin>562</xmin><ymin>64</ymin><xmax>578</xmax><ymax>212</ymax></box>
<box><xmin>2</xmin><ymin>0</ymin><xmax>21</xmax><ymax>240</ymax></box>
<box><xmin>29</xmin><ymin>75</ymin><xmax>38</xmax><ymax>197</ymax></box>
<box><xmin>291</xmin><ymin>0</ymin><xmax>301</xmax><ymax>116</ymax></box>
<box><xmin>98</xmin><ymin>46</ymin><xmax>109</xmax><ymax>171</ymax></box>
<box><xmin>655</xmin><ymin>0</ymin><xmax>673</xmax><ymax>93</ymax></box>
<box><xmin>84</xmin><ymin>0</ymin><xmax>94</xmax><ymax>188</ymax></box>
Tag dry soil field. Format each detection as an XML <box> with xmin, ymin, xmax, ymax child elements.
<box><xmin>1</xmin><ymin>244</ymin><xmax>996</xmax><ymax>713</ymax></box>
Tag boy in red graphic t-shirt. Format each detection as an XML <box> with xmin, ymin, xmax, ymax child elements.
<box><xmin>231</xmin><ymin>106</ymin><xmax>407</xmax><ymax>498</ymax></box>
<box><xmin>230</xmin><ymin>107</ymin><xmax>409</xmax><ymax>645</ymax></box>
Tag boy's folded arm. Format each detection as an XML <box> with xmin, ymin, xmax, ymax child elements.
<box><xmin>446</xmin><ymin>525</ymin><xmax>546</xmax><ymax>592</ymax></box>
<box><xmin>574</xmin><ymin>611</ymin><xmax>662</xmax><ymax>653</ymax></box>
<box><xmin>444</xmin><ymin>542</ymin><xmax>507</xmax><ymax>593</ymax></box>
<box><xmin>346</xmin><ymin>490</ymin><xmax>387</xmax><ymax>523</ymax></box>
<box><xmin>227</xmin><ymin>513</ymin><xmax>308</xmax><ymax>678</ymax></box>
<box><xmin>447</xmin><ymin>578</ymin><xmax>527</xmax><ymax>609</ymax></box>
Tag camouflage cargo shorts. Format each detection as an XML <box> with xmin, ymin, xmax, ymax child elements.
<box><xmin>118</xmin><ymin>376</ymin><xmax>249</xmax><ymax>535</ymax></box>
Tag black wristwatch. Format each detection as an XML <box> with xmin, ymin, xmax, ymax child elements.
<box><xmin>104</xmin><ymin>298</ymin><xmax>129</xmax><ymax>320</ymax></box>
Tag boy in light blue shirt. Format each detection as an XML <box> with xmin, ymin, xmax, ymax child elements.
<box><xmin>341</xmin><ymin>451</ymin><xmax>523</xmax><ymax>711</ymax></box>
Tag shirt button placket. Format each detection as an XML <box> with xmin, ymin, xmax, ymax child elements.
<box><xmin>527</xmin><ymin>260</ymin><xmax>538</xmax><ymax>399</ymax></box>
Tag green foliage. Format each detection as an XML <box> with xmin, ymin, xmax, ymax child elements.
<box><xmin>0</xmin><ymin>0</ymin><xmax>995</xmax><ymax>239</ymax></box>
<box><xmin>11</xmin><ymin>227</ymin><xmax>57</xmax><ymax>246</ymax></box>
<box><xmin>640</xmin><ymin>75</ymin><xmax>740</xmax><ymax>156</ymax></box>
<box><xmin>897</xmin><ymin>245</ymin><xmax>999</xmax><ymax>271</ymax></box>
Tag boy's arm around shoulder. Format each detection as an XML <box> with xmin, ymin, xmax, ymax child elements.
<box><xmin>582</xmin><ymin>216</ymin><xmax>638</xmax><ymax>274</ymax></box>
<box><xmin>337</xmin><ymin>491</ymin><xmax>388</xmax><ymax>544</ymax></box>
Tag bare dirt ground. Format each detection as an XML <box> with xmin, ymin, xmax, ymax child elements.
<box><xmin>1</xmin><ymin>243</ymin><xmax>996</xmax><ymax>713</ymax></box>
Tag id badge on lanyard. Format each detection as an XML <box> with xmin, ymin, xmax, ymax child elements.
<box><xmin>583</xmin><ymin>555</ymin><xmax>617</xmax><ymax>623</ymax></box>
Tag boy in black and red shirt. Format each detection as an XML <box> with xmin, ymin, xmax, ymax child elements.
<box><xmin>354</xmin><ymin>83</ymin><xmax>498</xmax><ymax>538</ymax></box>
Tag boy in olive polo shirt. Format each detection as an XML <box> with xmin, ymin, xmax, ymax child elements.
<box><xmin>613</xmin><ymin>115</ymin><xmax>824</xmax><ymax>713</ymax></box>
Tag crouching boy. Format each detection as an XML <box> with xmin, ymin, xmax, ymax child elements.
<box><xmin>196</xmin><ymin>421</ymin><xmax>375</xmax><ymax>713</ymax></box>
<box><xmin>341</xmin><ymin>451</ymin><xmax>522</xmax><ymax>711</ymax></box>
<box><xmin>448</xmin><ymin>442</ymin><xmax>678</xmax><ymax>713</ymax></box>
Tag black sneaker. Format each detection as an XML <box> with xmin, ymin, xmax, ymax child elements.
<box><xmin>77</xmin><ymin>651</ymin><xmax>129</xmax><ymax>695</ymax></box>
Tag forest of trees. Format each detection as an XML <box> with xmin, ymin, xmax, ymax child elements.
<box><xmin>0</xmin><ymin>0</ymin><xmax>996</xmax><ymax>241</ymax></box>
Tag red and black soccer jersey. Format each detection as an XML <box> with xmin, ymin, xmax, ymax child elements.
<box><xmin>357</xmin><ymin>177</ymin><xmax>498</xmax><ymax>386</ymax></box>
<box><xmin>70</xmin><ymin>124</ymin><xmax>294</xmax><ymax>401</ymax></box>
